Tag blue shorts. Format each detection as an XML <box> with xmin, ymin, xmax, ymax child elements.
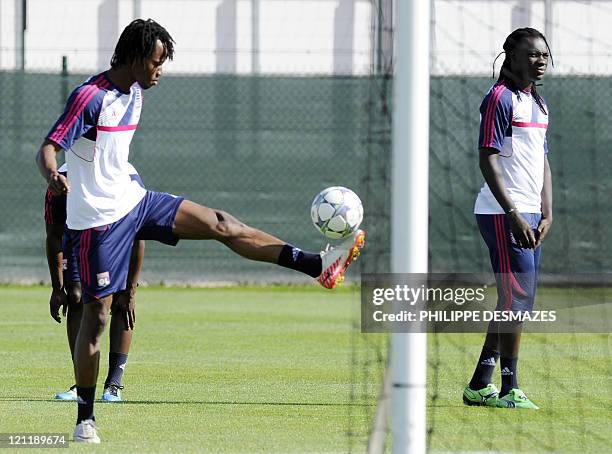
<box><xmin>62</xmin><ymin>231</ymin><xmax>81</xmax><ymax>283</ymax></box>
<box><xmin>55</xmin><ymin>174</ymin><xmax>158</xmax><ymax>284</ymax></box>
<box><xmin>476</xmin><ymin>213</ymin><xmax>542</xmax><ymax>313</ymax></box>
<box><xmin>67</xmin><ymin>191</ymin><xmax>184</xmax><ymax>302</ymax></box>
<box><xmin>61</xmin><ymin>209</ymin><xmax>181</xmax><ymax>284</ymax></box>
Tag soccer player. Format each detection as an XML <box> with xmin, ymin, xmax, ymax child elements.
<box><xmin>463</xmin><ymin>28</ymin><xmax>553</xmax><ymax>409</ymax></box>
<box><xmin>35</xmin><ymin>19</ymin><xmax>365</xmax><ymax>443</ymax></box>
<box><xmin>45</xmin><ymin>163</ymin><xmax>145</xmax><ymax>402</ymax></box>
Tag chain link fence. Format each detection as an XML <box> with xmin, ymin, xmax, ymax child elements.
<box><xmin>429</xmin><ymin>75</ymin><xmax>612</xmax><ymax>278</ymax></box>
<box><xmin>2</xmin><ymin>70</ymin><xmax>611</xmax><ymax>284</ymax></box>
<box><xmin>0</xmin><ymin>71</ymin><xmax>377</xmax><ymax>283</ymax></box>
<box><xmin>2</xmin><ymin>0</ymin><xmax>612</xmax><ymax>284</ymax></box>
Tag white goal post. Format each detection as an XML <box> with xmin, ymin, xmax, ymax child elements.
<box><xmin>390</xmin><ymin>0</ymin><xmax>430</xmax><ymax>453</ymax></box>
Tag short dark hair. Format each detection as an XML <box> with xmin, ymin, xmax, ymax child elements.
<box><xmin>494</xmin><ymin>28</ymin><xmax>553</xmax><ymax>114</ymax></box>
<box><xmin>110</xmin><ymin>19</ymin><xmax>175</xmax><ymax>69</ymax></box>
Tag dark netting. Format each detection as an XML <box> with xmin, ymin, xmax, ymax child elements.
<box><xmin>2</xmin><ymin>72</ymin><xmax>611</xmax><ymax>281</ymax></box>
<box><xmin>0</xmin><ymin>71</ymin><xmax>379</xmax><ymax>284</ymax></box>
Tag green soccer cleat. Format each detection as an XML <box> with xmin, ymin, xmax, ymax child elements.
<box><xmin>462</xmin><ymin>383</ymin><xmax>501</xmax><ymax>407</ymax></box>
<box><xmin>498</xmin><ymin>388</ymin><xmax>539</xmax><ymax>409</ymax></box>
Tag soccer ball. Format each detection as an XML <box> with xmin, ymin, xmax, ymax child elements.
<box><xmin>311</xmin><ymin>186</ymin><xmax>363</xmax><ymax>239</ymax></box>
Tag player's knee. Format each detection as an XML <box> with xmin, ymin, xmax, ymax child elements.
<box><xmin>84</xmin><ymin>299</ymin><xmax>110</xmax><ymax>330</ymax></box>
<box><xmin>66</xmin><ymin>286</ymin><xmax>82</xmax><ymax>306</ymax></box>
<box><xmin>213</xmin><ymin>210</ymin><xmax>244</xmax><ymax>239</ymax></box>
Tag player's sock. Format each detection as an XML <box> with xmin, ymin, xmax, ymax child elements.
<box><xmin>468</xmin><ymin>346</ymin><xmax>500</xmax><ymax>390</ymax></box>
<box><xmin>277</xmin><ymin>244</ymin><xmax>322</xmax><ymax>278</ymax></box>
<box><xmin>104</xmin><ymin>352</ymin><xmax>128</xmax><ymax>387</ymax></box>
<box><xmin>76</xmin><ymin>386</ymin><xmax>96</xmax><ymax>424</ymax></box>
<box><xmin>500</xmin><ymin>356</ymin><xmax>519</xmax><ymax>396</ymax></box>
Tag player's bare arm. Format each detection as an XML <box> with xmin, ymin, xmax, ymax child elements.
<box><xmin>46</xmin><ymin>223</ymin><xmax>67</xmax><ymax>323</ymax></box>
<box><xmin>536</xmin><ymin>155</ymin><xmax>553</xmax><ymax>246</ymax></box>
<box><xmin>113</xmin><ymin>239</ymin><xmax>145</xmax><ymax>330</ymax></box>
<box><xmin>36</xmin><ymin>140</ymin><xmax>70</xmax><ymax>195</ymax></box>
<box><xmin>479</xmin><ymin>148</ymin><xmax>536</xmax><ymax>249</ymax></box>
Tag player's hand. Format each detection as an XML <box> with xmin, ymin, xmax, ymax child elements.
<box><xmin>48</xmin><ymin>172</ymin><xmax>70</xmax><ymax>196</ymax></box>
<box><xmin>535</xmin><ymin>217</ymin><xmax>553</xmax><ymax>247</ymax></box>
<box><xmin>114</xmin><ymin>290</ymin><xmax>136</xmax><ymax>330</ymax></box>
<box><xmin>49</xmin><ymin>287</ymin><xmax>68</xmax><ymax>323</ymax></box>
<box><xmin>507</xmin><ymin>211</ymin><xmax>536</xmax><ymax>249</ymax></box>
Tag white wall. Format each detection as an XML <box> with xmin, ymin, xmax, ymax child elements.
<box><xmin>4</xmin><ymin>0</ymin><xmax>611</xmax><ymax>76</ymax></box>
<box><xmin>0</xmin><ymin>0</ymin><xmax>373</xmax><ymax>75</ymax></box>
<box><xmin>0</xmin><ymin>0</ymin><xmax>21</xmax><ymax>68</ymax></box>
<box><xmin>432</xmin><ymin>0</ymin><xmax>612</xmax><ymax>75</ymax></box>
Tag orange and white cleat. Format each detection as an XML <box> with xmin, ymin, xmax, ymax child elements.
<box><xmin>318</xmin><ymin>229</ymin><xmax>365</xmax><ymax>289</ymax></box>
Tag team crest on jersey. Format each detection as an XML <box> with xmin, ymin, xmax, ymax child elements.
<box><xmin>97</xmin><ymin>271</ymin><xmax>111</xmax><ymax>288</ymax></box>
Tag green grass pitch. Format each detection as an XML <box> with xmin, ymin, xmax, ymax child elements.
<box><xmin>427</xmin><ymin>331</ymin><xmax>612</xmax><ymax>453</ymax></box>
<box><xmin>0</xmin><ymin>285</ymin><xmax>378</xmax><ymax>453</ymax></box>
<box><xmin>0</xmin><ymin>285</ymin><xmax>610</xmax><ymax>453</ymax></box>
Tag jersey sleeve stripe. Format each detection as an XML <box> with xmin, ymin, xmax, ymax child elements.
<box><xmin>482</xmin><ymin>87</ymin><xmax>500</xmax><ymax>147</ymax></box>
<box><xmin>50</xmin><ymin>85</ymin><xmax>101</xmax><ymax>145</ymax></box>
<box><xmin>49</xmin><ymin>86</ymin><xmax>97</xmax><ymax>143</ymax></box>
<box><xmin>50</xmin><ymin>74</ymin><xmax>105</xmax><ymax>140</ymax></box>
<box><xmin>49</xmin><ymin>74</ymin><xmax>105</xmax><ymax>145</ymax></box>
<box><xmin>48</xmin><ymin>85</ymin><xmax>96</xmax><ymax>143</ymax></box>
<box><xmin>483</xmin><ymin>84</ymin><xmax>507</xmax><ymax>146</ymax></box>
<box><xmin>482</xmin><ymin>84</ymin><xmax>506</xmax><ymax>147</ymax></box>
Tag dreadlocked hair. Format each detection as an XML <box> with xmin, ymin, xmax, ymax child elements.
<box><xmin>110</xmin><ymin>19</ymin><xmax>175</xmax><ymax>69</ymax></box>
<box><xmin>494</xmin><ymin>27</ymin><xmax>553</xmax><ymax>115</ymax></box>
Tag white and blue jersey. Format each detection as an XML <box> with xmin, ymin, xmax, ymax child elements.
<box><xmin>46</xmin><ymin>72</ymin><xmax>146</xmax><ymax>230</ymax></box>
<box><xmin>474</xmin><ymin>81</ymin><xmax>549</xmax><ymax>215</ymax></box>
<box><xmin>474</xmin><ymin>81</ymin><xmax>550</xmax><ymax>313</ymax></box>
<box><xmin>46</xmin><ymin>71</ymin><xmax>184</xmax><ymax>302</ymax></box>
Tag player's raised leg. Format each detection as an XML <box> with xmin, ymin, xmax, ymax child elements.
<box><xmin>173</xmin><ymin>200</ymin><xmax>286</xmax><ymax>261</ymax></box>
<box><xmin>172</xmin><ymin>199</ymin><xmax>365</xmax><ymax>288</ymax></box>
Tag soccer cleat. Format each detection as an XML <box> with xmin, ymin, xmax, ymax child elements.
<box><xmin>54</xmin><ymin>385</ymin><xmax>77</xmax><ymax>401</ymax></box>
<box><xmin>73</xmin><ymin>419</ymin><xmax>100</xmax><ymax>444</ymax></box>
<box><xmin>318</xmin><ymin>229</ymin><xmax>366</xmax><ymax>289</ymax></box>
<box><xmin>462</xmin><ymin>383</ymin><xmax>501</xmax><ymax>407</ymax></box>
<box><xmin>101</xmin><ymin>384</ymin><xmax>123</xmax><ymax>402</ymax></box>
<box><xmin>498</xmin><ymin>388</ymin><xmax>539</xmax><ymax>409</ymax></box>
